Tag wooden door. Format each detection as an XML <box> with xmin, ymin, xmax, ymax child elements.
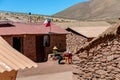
<box><xmin>36</xmin><ymin>36</ymin><xmax>45</xmax><ymax>62</ymax></box>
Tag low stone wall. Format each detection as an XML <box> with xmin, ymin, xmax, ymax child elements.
<box><xmin>66</xmin><ymin>33</ymin><xmax>88</xmax><ymax>53</ymax></box>
<box><xmin>73</xmin><ymin>36</ymin><xmax>120</xmax><ymax>80</ymax></box>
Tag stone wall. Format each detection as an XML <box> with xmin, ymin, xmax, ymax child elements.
<box><xmin>66</xmin><ymin>33</ymin><xmax>88</xmax><ymax>53</ymax></box>
<box><xmin>73</xmin><ymin>36</ymin><xmax>120</xmax><ymax>80</ymax></box>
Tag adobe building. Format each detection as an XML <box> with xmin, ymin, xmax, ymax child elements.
<box><xmin>0</xmin><ymin>36</ymin><xmax>37</xmax><ymax>80</ymax></box>
<box><xmin>56</xmin><ymin>21</ymin><xmax>111</xmax><ymax>53</ymax></box>
<box><xmin>73</xmin><ymin>20</ymin><xmax>120</xmax><ymax>80</ymax></box>
<box><xmin>66</xmin><ymin>25</ymin><xmax>110</xmax><ymax>53</ymax></box>
<box><xmin>0</xmin><ymin>21</ymin><xmax>68</xmax><ymax>62</ymax></box>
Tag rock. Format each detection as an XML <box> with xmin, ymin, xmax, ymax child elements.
<box><xmin>117</xmin><ymin>63</ymin><xmax>120</xmax><ymax>68</ymax></box>
<box><xmin>116</xmin><ymin>78</ymin><xmax>120</xmax><ymax>80</ymax></box>
<box><xmin>73</xmin><ymin>74</ymin><xmax>80</xmax><ymax>80</ymax></box>
<box><xmin>111</xmin><ymin>46</ymin><xmax>118</xmax><ymax>51</ymax></box>
<box><xmin>92</xmin><ymin>78</ymin><xmax>97</xmax><ymax>80</ymax></box>
<box><xmin>107</xmin><ymin>66</ymin><xmax>113</xmax><ymax>70</ymax></box>
<box><xmin>102</xmin><ymin>52</ymin><xmax>110</xmax><ymax>55</ymax></box>
<box><xmin>73</xmin><ymin>68</ymin><xmax>83</xmax><ymax>74</ymax></box>
<box><xmin>84</xmin><ymin>72</ymin><xmax>92</xmax><ymax>77</ymax></box>
<box><xmin>113</xmin><ymin>41</ymin><xmax>119</xmax><ymax>45</ymax></box>
<box><xmin>107</xmin><ymin>55</ymin><xmax>114</xmax><ymax>61</ymax></box>
<box><xmin>107</xmin><ymin>55</ymin><xmax>119</xmax><ymax>61</ymax></box>
<box><xmin>95</xmin><ymin>70</ymin><xmax>107</xmax><ymax>75</ymax></box>
<box><xmin>114</xmin><ymin>67</ymin><xmax>120</xmax><ymax>72</ymax></box>
<box><xmin>96</xmin><ymin>45</ymin><xmax>101</xmax><ymax>50</ymax></box>
<box><xmin>115</xmin><ymin>74</ymin><xmax>120</xmax><ymax>78</ymax></box>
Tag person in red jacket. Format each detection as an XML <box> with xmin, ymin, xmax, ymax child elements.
<box><xmin>68</xmin><ymin>51</ymin><xmax>73</xmax><ymax>64</ymax></box>
<box><xmin>64</xmin><ymin>51</ymin><xmax>73</xmax><ymax>64</ymax></box>
<box><xmin>64</xmin><ymin>51</ymin><xmax>69</xmax><ymax>64</ymax></box>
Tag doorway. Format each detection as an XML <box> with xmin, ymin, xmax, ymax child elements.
<box><xmin>36</xmin><ymin>36</ymin><xmax>45</xmax><ymax>62</ymax></box>
<box><xmin>13</xmin><ymin>37</ymin><xmax>23</xmax><ymax>52</ymax></box>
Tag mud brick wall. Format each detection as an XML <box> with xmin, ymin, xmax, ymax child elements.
<box><xmin>23</xmin><ymin>35</ymin><xmax>36</xmax><ymax>61</ymax></box>
<box><xmin>73</xmin><ymin>36</ymin><xmax>120</xmax><ymax>80</ymax></box>
<box><xmin>2</xmin><ymin>34</ymin><xmax>67</xmax><ymax>61</ymax></box>
<box><xmin>66</xmin><ymin>33</ymin><xmax>88</xmax><ymax>53</ymax></box>
<box><xmin>2</xmin><ymin>36</ymin><xmax>13</xmax><ymax>45</ymax></box>
<box><xmin>46</xmin><ymin>34</ymin><xmax>66</xmax><ymax>53</ymax></box>
<box><xmin>2</xmin><ymin>35</ymin><xmax>36</xmax><ymax>61</ymax></box>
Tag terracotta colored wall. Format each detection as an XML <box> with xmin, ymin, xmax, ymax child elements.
<box><xmin>23</xmin><ymin>35</ymin><xmax>36</xmax><ymax>61</ymax></box>
<box><xmin>46</xmin><ymin>34</ymin><xmax>66</xmax><ymax>53</ymax></box>
<box><xmin>0</xmin><ymin>70</ymin><xmax>17</xmax><ymax>80</ymax></box>
<box><xmin>2</xmin><ymin>36</ymin><xmax>13</xmax><ymax>46</ymax></box>
<box><xmin>2</xmin><ymin>35</ymin><xmax>36</xmax><ymax>61</ymax></box>
<box><xmin>2</xmin><ymin>34</ymin><xmax>67</xmax><ymax>61</ymax></box>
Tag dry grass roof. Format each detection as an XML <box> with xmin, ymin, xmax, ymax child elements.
<box><xmin>55</xmin><ymin>21</ymin><xmax>111</xmax><ymax>29</ymax></box>
<box><xmin>67</xmin><ymin>26</ymin><xmax>110</xmax><ymax>37</ymax></box>
<box><xmin>76</xmin><ymin>20</ymin><xmax>120</xmax><ymax>53</ymax></box>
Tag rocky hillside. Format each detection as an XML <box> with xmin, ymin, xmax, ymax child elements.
<box><xmin>0</xmin><ymin>11</ymin><xmax>75</xmax><ymax>23</ymax></box>
<box><xmin>54</xmin><ymin>0</ymin><xmax>120</xmax><ymax>22</ymax></box>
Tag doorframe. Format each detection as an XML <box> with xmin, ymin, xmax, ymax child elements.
<box><xmin>13</xmin><ymin>36</ymin><xmax>23</xmax><ymax>53</ymax></box>
<box><xmin>36</xmin><ymin>35</ymin><xmax>46</xmax><ymax>62</ymax></box>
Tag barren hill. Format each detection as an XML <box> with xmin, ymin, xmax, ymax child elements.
<box><xmin>54</xmin><ymin>0</ymin><xmax>120</xmax><ymax>22</ymax></box>
<box><xmin>0</xmin><ymin>11</ymin><xmax>75</xmax><ymax>23</ymax></box>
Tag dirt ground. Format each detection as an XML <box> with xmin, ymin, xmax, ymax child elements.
<box><xmin>16</xmin><ymin>60</ymin><xmax>73</xmax><ymax>80</ymax></box>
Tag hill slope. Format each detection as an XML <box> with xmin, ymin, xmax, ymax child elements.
<box><xmin>54</xmin><ymin>0</ymin><xmax>120</xmax><ymax>21</ymax></box>
<box><xmin>0</xmin><ymin>11</ymin><xmax>75</xmax><ymax>23</ymax></box>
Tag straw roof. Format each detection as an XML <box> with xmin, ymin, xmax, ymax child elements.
<box><xmin>0</xmin><ymin>36</ymin><xmax>37</xmax><ymax>73</ymax></box>
<box><xmin>76</xmin><ymin>20</ymin><xmax>120</xmax><ymax>53</ymax></box>
<box><xmin>66</xmin><ymin>26</ymin><xmax>110</xmax><ymax>37</ymax></box>
<box><xmin>55</xmin><ymin>21</ymin><xmax>111</xmax><ymax>29</ymax></box>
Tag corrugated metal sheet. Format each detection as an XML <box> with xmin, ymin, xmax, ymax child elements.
<box><xmin>0</xmin><ymin>36</ymin><xmax>37</xmax><ymax>73</ymax></box>
<box><xmin>68</xmin><ymin>26</ymin><xmax>110</xmax><ymax>37</ymax></box>
<box><xmin>0</xmin><ymin>22</ymin><xmax>69</xmax><ymax>35</ymax></box>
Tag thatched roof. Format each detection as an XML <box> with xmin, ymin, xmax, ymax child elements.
<box><xmin>76</xmin><ymin>20</ymin><xmax>120</xmax><ymax>53</ymax></box>
<box><xmin>55</xmin><ymin>21</ymin><xmax>111</xmax><ymax>29</ymax></box>
<box><xmin>66</xmin><ymin>26</ymin><xmax>110</xmax><ymax>38</ymax></box>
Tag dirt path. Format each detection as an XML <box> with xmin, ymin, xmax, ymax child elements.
<box><xmin>16</xmin><ymin>60</ymin><xmax>73</xmax><ymax>80</ymax></box>
<box><xmin>17</xmin><ymin>71</ymin><xmax>72</xmax><ymax>80</ymax></box>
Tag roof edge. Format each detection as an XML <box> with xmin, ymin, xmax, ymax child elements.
<box><xmin>76</xmin><ymin>20</ymin><xmax>120</xmax><ymax>54</ymax></box>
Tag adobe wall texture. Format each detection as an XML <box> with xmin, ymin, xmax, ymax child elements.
<box><xmin>0</xmin><ymin>70</ymin><xmax>17</xmax><ymax>80</ymax></box>
<box><xmin>73</xmin><ymin>35</ymin><xmax>120</xmax><ymax>80</ymax></box>
<box><xmin>23</xmin><ymin>35</ymin><xmax>36</xmax><ymax>61</ymax></box>
<box><xmin>66</xmin><ymin>33</ymin><xmax>88</xmax><ymax>53</ymax></box>
<box><xmin>2</xmin><ymin>34</ymin><xmax>67</xmax><ymax>61</ymax></box>
<box><xmin>46</xmin><ymin>34</ymin><xmax>66</xmax><ymax>53</ymax></box>
<box><xmin>3</xmin><ymin>36</ymin><xmax>13</xmax><ymax>45</ymax></box>
<box><xmin>3</xmin><ymin>35</ymin><xmax>36</xmax><ymax>61</ymax></box>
